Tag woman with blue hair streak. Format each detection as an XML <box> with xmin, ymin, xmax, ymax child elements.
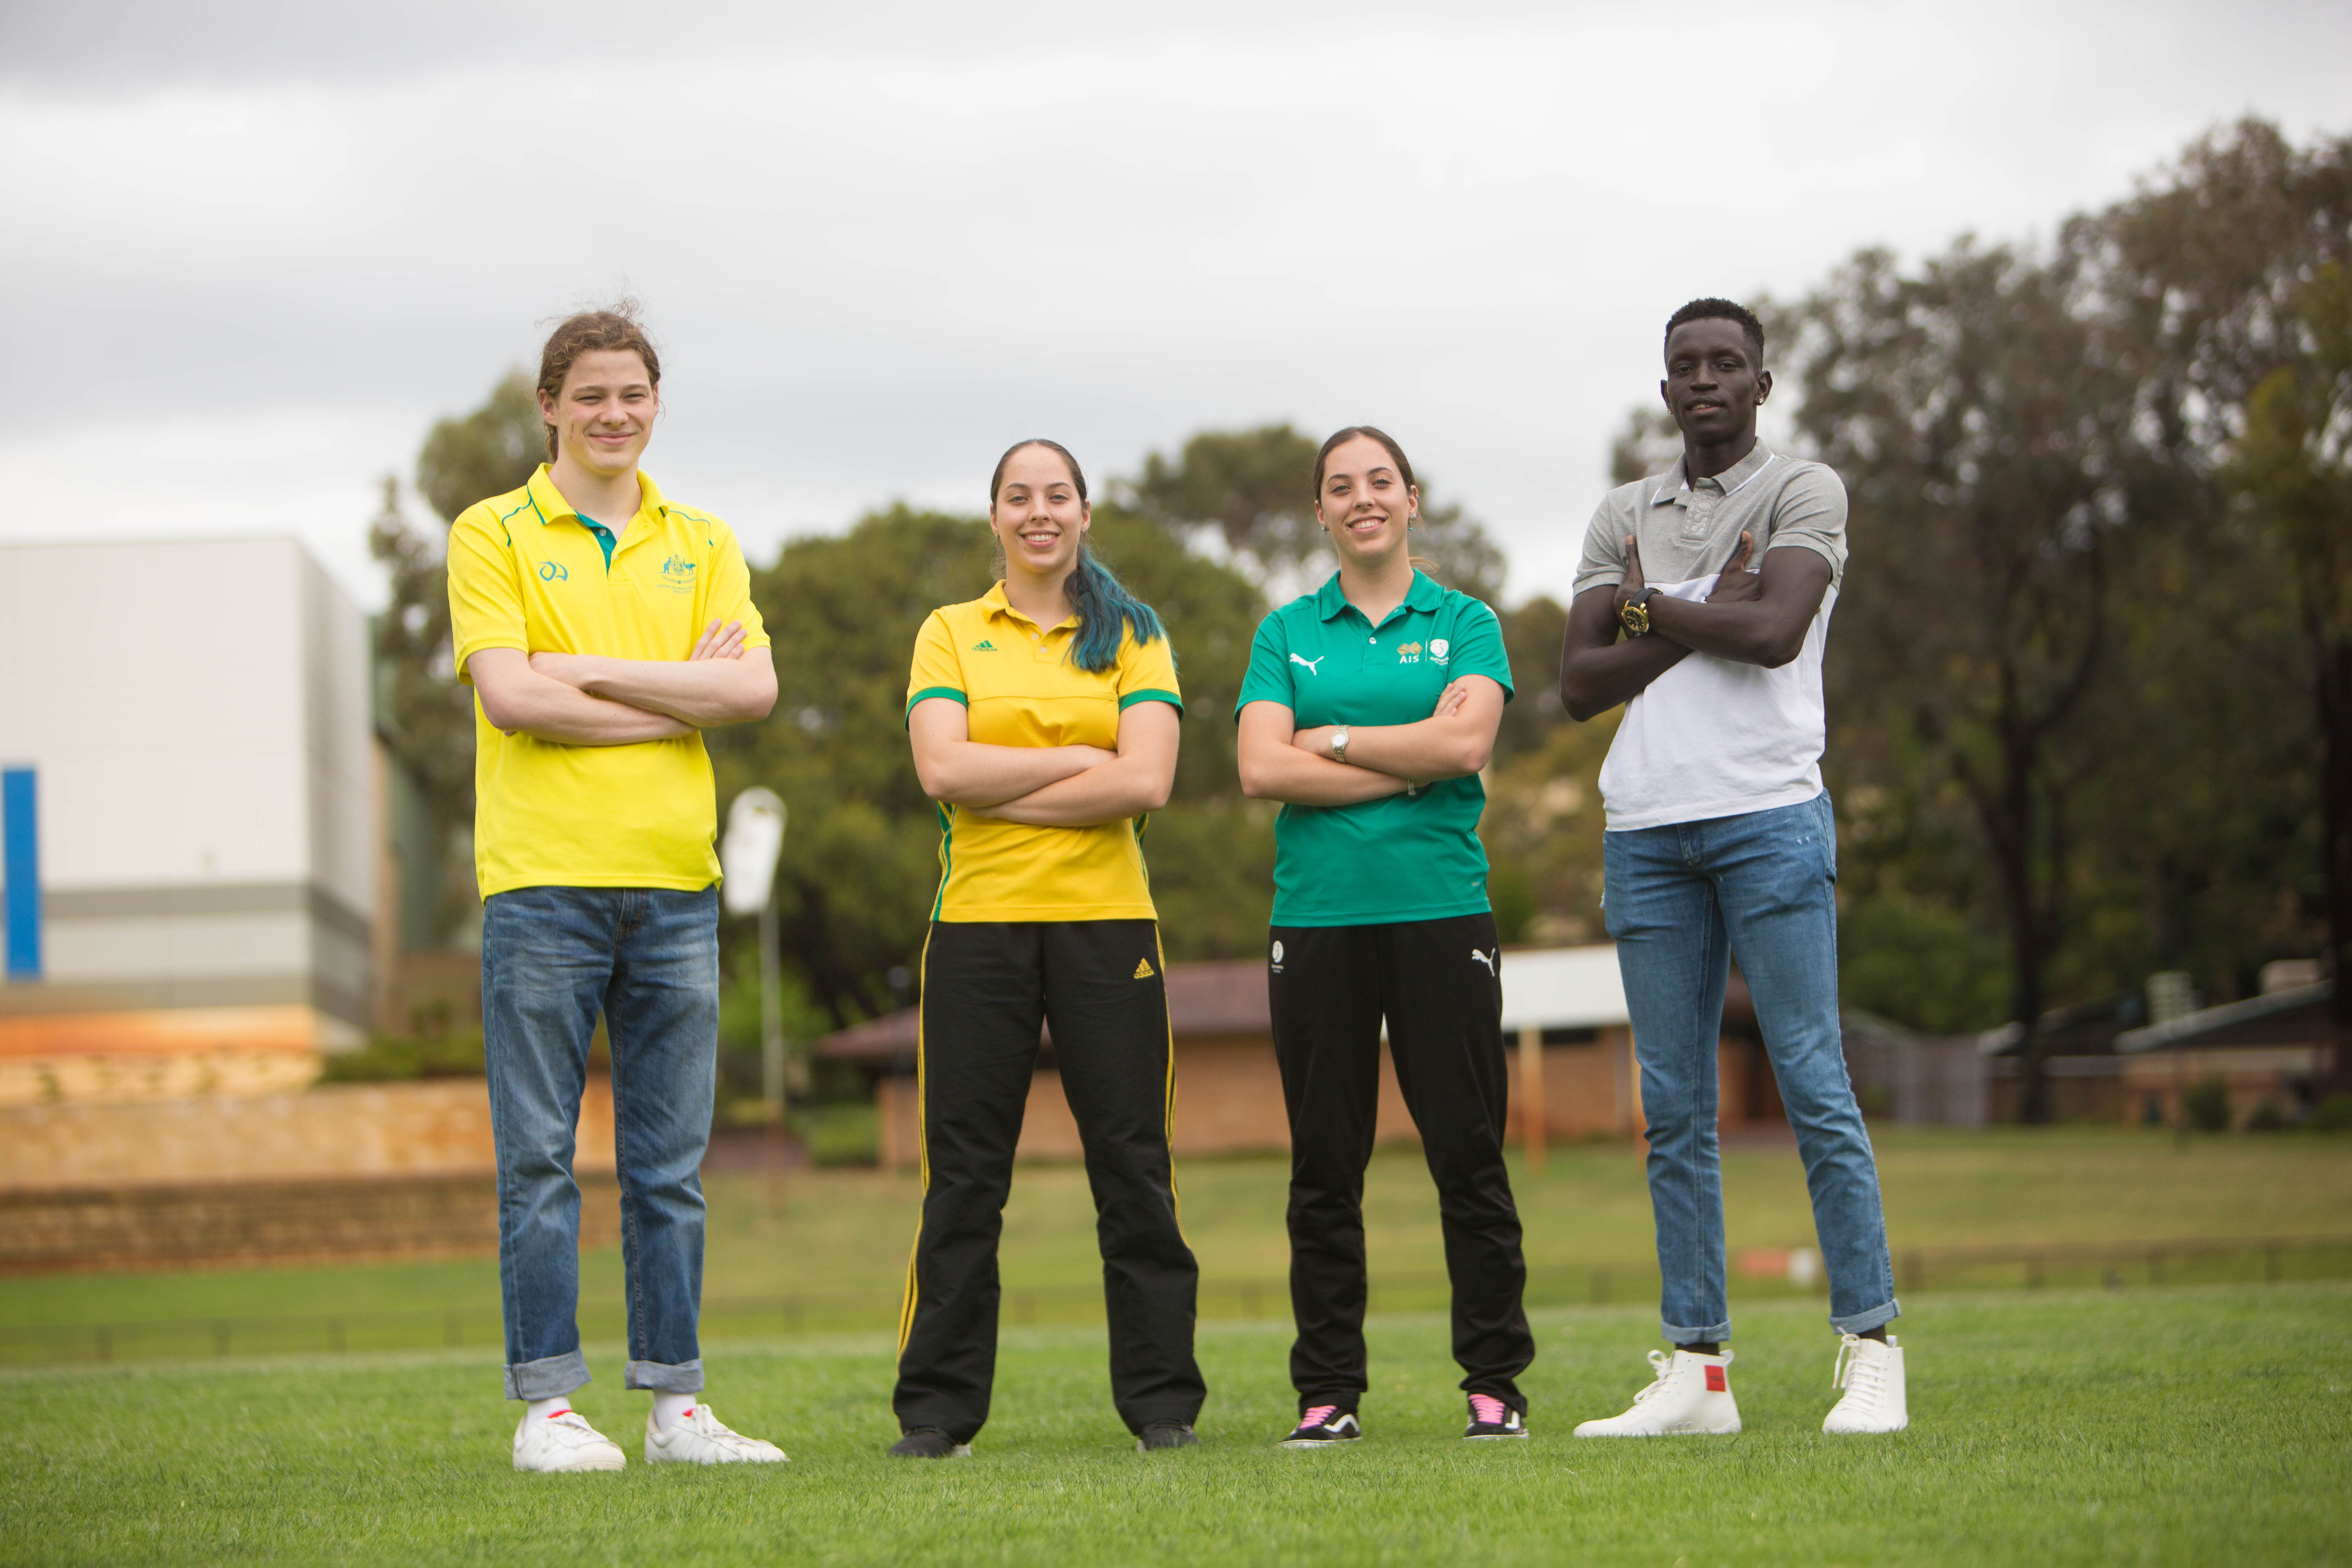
<box><xmin>889</xmin><ymin>439</ymin><xmax>1205</xmax><ymax>1459</ymax></box>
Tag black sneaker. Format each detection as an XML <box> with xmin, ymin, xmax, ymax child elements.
<box><xmin>886</xmin><ymin>1428</ymin><xmax>971</xmax><ymax>1459</ymax></box>
<box><xmin>1279</xmin><ymin>1404</ymin><xmax>1361</xmax><ymax>1448</ymax></box>
<box><xmin>1464</xmin><ymin>1394</ymin><xmax>1528</xmax><ymax>1440</ymax></box>
<box><xmin>1137</xmin><ymin>1421</ymin><xmax>1199</xmax><ymax>1452</ymax></box>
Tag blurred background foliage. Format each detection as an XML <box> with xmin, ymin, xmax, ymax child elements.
<box><xmin>365</xmin><ymin>120</ymin><xmax>2351</xmax><ymax>1109</ymax></box>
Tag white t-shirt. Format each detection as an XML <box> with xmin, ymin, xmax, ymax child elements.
<box><xmin>1572</xmin><ymin>445</ymin><xmax>1849</xmax><ymax>832</ymax></box>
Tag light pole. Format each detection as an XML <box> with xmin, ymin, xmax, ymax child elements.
<box><xmin>720</xmin><ymin>788</ymin><xmax>788</xmax><ymax>1207</ymax></box>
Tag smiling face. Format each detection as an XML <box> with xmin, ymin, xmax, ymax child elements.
<box><xmin>1660</xmin><ymin>317</ymin><xmax>1771</xmax><ymax>447</ymax></box>
<box><xmin>1314</xmin><ymin>435</ymin><xmax>1419</xmax><ymax>568</ymax></box>
<box><xmin>990</xmin><ymin>443</ymin><xmax>1091</xmax><ymax>581</ymax></box>
<box><xmin>539</xmin><ymin>349</ymin><xmax>659</xmax><ymax>476</ymax></box>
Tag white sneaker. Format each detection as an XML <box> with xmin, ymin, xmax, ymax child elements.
<box><xmin>512</xmin><ymin>1408</ymin><xmax>626</xmax><ymax>1472</ymax></box>
<box><xmin>1822</xmin><ymin>1334</ymin><xmax>1907</xmax><ymax>1433</ymax></box>
<box><xmin>643</xmin><ymin>1404</ymin><xmax>789</xmax><ymax>1464</ymax></box>
<box><xmin>1573</xmin><ymin>1349</ymin><xmax>1741</xmax><ymax>1437</ymax></box>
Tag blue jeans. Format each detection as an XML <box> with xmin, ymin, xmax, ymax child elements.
<box><xmin>481</xmin><ymin>885</ymin><xmax>719</xmax><ymax>1400</ymax></box>
<box><xmin>1603</xmin><ymin>793</ymin><xmax>1897</xmax><ymax>1342</ymax></box>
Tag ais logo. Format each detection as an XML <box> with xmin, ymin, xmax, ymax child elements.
<box><xmin>1395</xmin><ymin>640</ymin><xmax>1425</xmax><ymax>665</ymax></box>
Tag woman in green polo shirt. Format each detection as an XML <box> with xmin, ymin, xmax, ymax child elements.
<box><xmin>1234</xmin><ymin>425</ymin><xmax>1535</xmax><ymax>1448</ymax></box>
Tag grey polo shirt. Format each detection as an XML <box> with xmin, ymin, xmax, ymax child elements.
<box><xmin>1571</xmin><ymin>441</ymin><xmax>1852</xmax><ymax>832</ymax></box>
<box><xmin>1572</xmin><ymin>442</ymin><xmax>1846</xmax><ymax>597</ymax></box>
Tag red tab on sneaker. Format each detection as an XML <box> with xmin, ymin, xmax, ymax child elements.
<box><xmin>1705</xmin><ymin>1367</ymin><xmax>1727</xmax><ymax>1393</ymax></box>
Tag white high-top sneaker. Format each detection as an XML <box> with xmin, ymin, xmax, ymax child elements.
<box><xmin>1822</xmin><ymin>1334</ymin><xmax>1907</xmax><ymax>1433</ymax></box>
<box><xmin>1573</xmin><ymin>1348</ymin><xmax>1741</xmax><ymax>1437</ymax></box>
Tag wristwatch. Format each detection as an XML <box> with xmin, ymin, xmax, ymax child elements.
<box><xmin>1620</xmin><ymin>586</ymin><xmax>1662</xmax><ymax>637</ymax></box>
<box><xmin>1330</xmin><ymin>726</ymin><xmax>1351</xmax><ymax>765</ymax></box>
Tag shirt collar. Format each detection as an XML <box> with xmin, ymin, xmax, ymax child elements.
<box><xmin>1647</xmin><ymin>441</ymin><xmax>1777</xmax><ymax>508</ymax></box>
<box><xmin>980</xmin><ymin>580</ymin><xmax>1078</xmax><ymax>634</ymax></box>
<box><xmin>1312</xmin><ymin>568</ymin><xmax>1446</xmax><ymax>626</ymax></box>
<box><xmin>523</xmin><ymin>463</ymin><xmax>670</xmax><ymax>528</ymax></box>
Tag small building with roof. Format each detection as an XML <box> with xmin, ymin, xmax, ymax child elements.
<box><xmin>813</xmin><ymin>943</ymin><xmax>1811</xmax><ymax>1167</ymax></box>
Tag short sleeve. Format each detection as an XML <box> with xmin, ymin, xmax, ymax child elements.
<box><xmin>702</xmin><ymin>519</ymin><xmax>771</xmax><ymax>650</ymax></box>
<box><xmin>1444</xmin><ymin>598</ymin><xmax>1514</xmax><ymax>702</ymax></box>
<box><xmin>447</xmin><ymin>505</ymin><xmax>528</xmax><ymax>685</ymax></box>
<box><xmin>1762</xmin><ymin>463</ymin><xmax>1848</xmax><ymax>588</ymax></box>
<box><xmin>905</xmin><ymin>611</ymin><xmax>966</xmax><ymax>724</ymax></box>
<box><xmin>1233</xmin><ymin>612</ymin><xmax>1296</xmax><ymax>719</ymax></box>
<box><xmin>1114</xmin><ymin>625</ymin><xmax>1183</xmax><ymax>715</ymax></box>
<box><xmin>1571</xmin><ymin>494</ymin><xmax>1632</xmax><ymax>597</ymax></box>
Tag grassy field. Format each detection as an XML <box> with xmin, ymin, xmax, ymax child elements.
<box><xmin>0</xmin><ymin>1285</ymin><xmax>2344</xmax><ymax>1566</ymax></box>
<box><xmin>5</xmin><ymin>1127</ymin><xmax>2349</xmax><ymax>1341</ymax></box>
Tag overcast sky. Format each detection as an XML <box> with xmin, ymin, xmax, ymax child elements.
<box><xmin>4</xmin><ymin>0</ymin><xmax>2347</xmax><ymax>610</ymax></box>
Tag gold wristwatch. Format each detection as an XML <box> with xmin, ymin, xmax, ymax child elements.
<box><xmin>1620</xmin><ymin>586</ymin><xmax>1660</xmax><ymax>637</ymax></box>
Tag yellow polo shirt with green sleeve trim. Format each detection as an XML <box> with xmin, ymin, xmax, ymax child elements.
<box><xmin>446</xmin><ymin>463</ymin><xmax>771</xmax><ymax>897</ymax></box>
<box><xmin>905</xmin><ymin>584</ymin><xmax>1181</xmax><ymax>922</ymax></box>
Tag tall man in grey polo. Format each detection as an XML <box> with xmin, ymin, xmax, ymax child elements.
<box><xmin>1558</xmin><ymin>297</ymin><xmax>1908</xmax><ymax>1438</ymax></box>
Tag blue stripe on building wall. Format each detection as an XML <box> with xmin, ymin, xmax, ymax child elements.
<box><xmin>3</xmin><ymin>767</ymin><xmax>40</xmax><ymax>980</ymax></box>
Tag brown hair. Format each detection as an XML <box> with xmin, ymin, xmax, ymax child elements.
<box><xmin>987</xmin><ymin>437</ymin><xmax>1089</xmax><ymax>508</ymax></box>
<box><xmin>1312</xmin><ymin>425</ymin><xmax>1417</xmax><ymax>498</ymax></box>
<box><xmin>535</xmin><ymin>302</ymin><xmax>662</xmax><ymax>462</ymax></box>
<box><xmin>1314</xmin><ymin>425</ymin><xmax>1438</xmax><ymax>576</ymax></box>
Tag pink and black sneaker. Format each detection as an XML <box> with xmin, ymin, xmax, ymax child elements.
<box><xmin>1464</xmin><ymin>1394</ymin><xmax>1528</xmax><ymax>1440</ymax></box>
<box><xmin>1279</xmin><ymin>1404</ymin><xmax>1361</xmax><ymax>1448</ymax></box>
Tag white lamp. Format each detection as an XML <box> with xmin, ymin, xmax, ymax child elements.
<box><xmin>721</xmin><ymin>788</ymin><xmax>788</xmax><ymax>1120</ymax></box>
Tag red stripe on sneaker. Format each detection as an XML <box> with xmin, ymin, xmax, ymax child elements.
<box><xmin>1705</xmin><ymin>1367</ymin><xmax>1727</xmax><ymax>1392</ymax></box>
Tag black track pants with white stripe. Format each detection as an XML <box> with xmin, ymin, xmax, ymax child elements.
<box><xmin>893</xmin><ymin>919</ymin><xmax>1205</xmax><ymax>1444</ymax></box>
<box><xmin>1269</xmin><ymin>911</ymin><xmax>1534</xmax><ymax>1413</ymax></box>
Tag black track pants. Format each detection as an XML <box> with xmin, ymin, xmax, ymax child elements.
<box><xmin>1269</xmin><ymin>912</ymin><xmax>1534</xmax><ymax>1413</ymax></box>
<box><xmin>893</xmin><ymin>919</ymin><xmax>1205</xmax><ymax>1443</ymax></box>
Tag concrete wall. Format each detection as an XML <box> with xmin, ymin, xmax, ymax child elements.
<box><xmin>0</xmin><ymin>539</ymin><xmax>375</xmax><ymax>1096</ymax></box>
<box><xmin>0</xmin><ymin>1078</ymin><xmax>616</xmax><ymax>1191</ymax></box>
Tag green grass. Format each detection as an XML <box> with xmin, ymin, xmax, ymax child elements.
<box><xmin>0</xmin><ymin>1285</ymin><xmax>2345</xmax><ymax>1566</ymax></box>
<box><xmin>7</xmin><ymin>1127</ymin><xmax>2349</xmax><ymax>1338</ymax></box>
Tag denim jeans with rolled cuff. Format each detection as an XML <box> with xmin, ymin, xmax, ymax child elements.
<box><xmin>1603</xmin><ymin>793</ymin><xmax>1898</xmax><ymax>1343</ymax></box>
<box><xmin>482</xmin><ymin>884</ymin><xmax>718</xmax><ymax>1401</ymax></box>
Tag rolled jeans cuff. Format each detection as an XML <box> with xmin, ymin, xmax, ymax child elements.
<box><xmin>625</xmin><ymin>1356</ymin><xmax>704</xmax><ymax>1394</ymax></box>
<box><xmin>1661</xmin><ymin>1317</ymin><xmax>1733</xmax><ymax>1345</ymax></box>
<box><xmin>1830</xmin><ymin>1298</ymin><xmax>1900</xmax><ymax>1336</ymax></box>
<box><xmin>504</xmin><ymin>1350</ymin><xmax>590</xmax><ymax>1401</ymax></box>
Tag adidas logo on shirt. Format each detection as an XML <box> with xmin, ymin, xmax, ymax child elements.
<box><xmin>1133</xmin><ymin>958</ymin><xmax>1155</xmax><ymax>980</ymax></box>
<box><xmin>972</xmin><ymin>639</ymin><xmax>996</xmax><ymax>651</ymax></box>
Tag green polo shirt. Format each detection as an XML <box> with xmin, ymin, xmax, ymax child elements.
<box><xmin>1234</xmin><ymin>571</ymin><xmax>1513</xmax><ymax>927</ymax></box>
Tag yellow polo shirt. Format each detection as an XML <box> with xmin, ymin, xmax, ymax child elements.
<box><xmin>447</xmin><ymin>465</ymin><xmax>771</xmax><ymax>897</ymax></box>
<box><xmin>906</xmin><ymin>585</ymin><xmax>1182</xmax><ymax>922</ymax></box>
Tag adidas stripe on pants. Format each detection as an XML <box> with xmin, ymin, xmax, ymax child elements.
<box><xmin>893</xmin><ymin>919</ymin><xmax>1205</xmax><ymax>1444</ymax></box>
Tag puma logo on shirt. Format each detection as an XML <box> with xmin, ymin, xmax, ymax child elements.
<box><xmin>1471</xmin><ymin>949</ymin><xmax>1497</xmax><ymax>976</ymax></box>
<box><xmin>1290</xmin><ymin>653</ymin><xmax>1324</xmax><ymax>674</ymax></box>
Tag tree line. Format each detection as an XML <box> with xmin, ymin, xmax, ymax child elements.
<box><xmin>372</xmin><ymin>119</ymin><xmax>2349</xmax><ymax>1118</ymax></box>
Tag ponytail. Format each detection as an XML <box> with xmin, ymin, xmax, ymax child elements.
<box><xmin>1066</xmin><ymin>542</ymin><xmax>1165</xmax><ymax>673</ymax></box>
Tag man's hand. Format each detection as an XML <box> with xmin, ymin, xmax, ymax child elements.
<box><xmin>1612</xmin><ymin>536</ymin><xmax>1650</xmax><ymax>619</ymax></box>
<box><xmin>687</xmin><ymin>619</ymin><xmax>749</xmax><ymax>662</ymax></box>
<box><xmin>1706</xmin><ymin>532</ymin><xmax>1763</xmax><ymax>604</ymax></box>
<box><xmin>532</xmin><ymin>619</ymin><xmax>748</xmax><ymax>692</ymax></box>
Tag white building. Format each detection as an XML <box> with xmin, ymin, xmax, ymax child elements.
<box><xmin>0</xmin><ymin>539</ymin><xmax>375</xmax><ymax>1104</ymax></box>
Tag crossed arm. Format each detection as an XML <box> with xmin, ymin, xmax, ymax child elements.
<box><xmin>467</xmin><ymin>619</ymin><xmax>779</xmax><ymax>744</ymax></box>
<box><xmin>908</xmin><ymin>697</ymin><xmax>1180</xmax><ymax>825</ymax></box>
<box><xmin>1558</xmin><ymin>531</ymin><xmax>1832</xmax><ymax>722</ymax></box>
<box><xmin>1237</xmin><ymin>676</ymin><xmax>1505</xmax><ymax>806</ymax></box>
